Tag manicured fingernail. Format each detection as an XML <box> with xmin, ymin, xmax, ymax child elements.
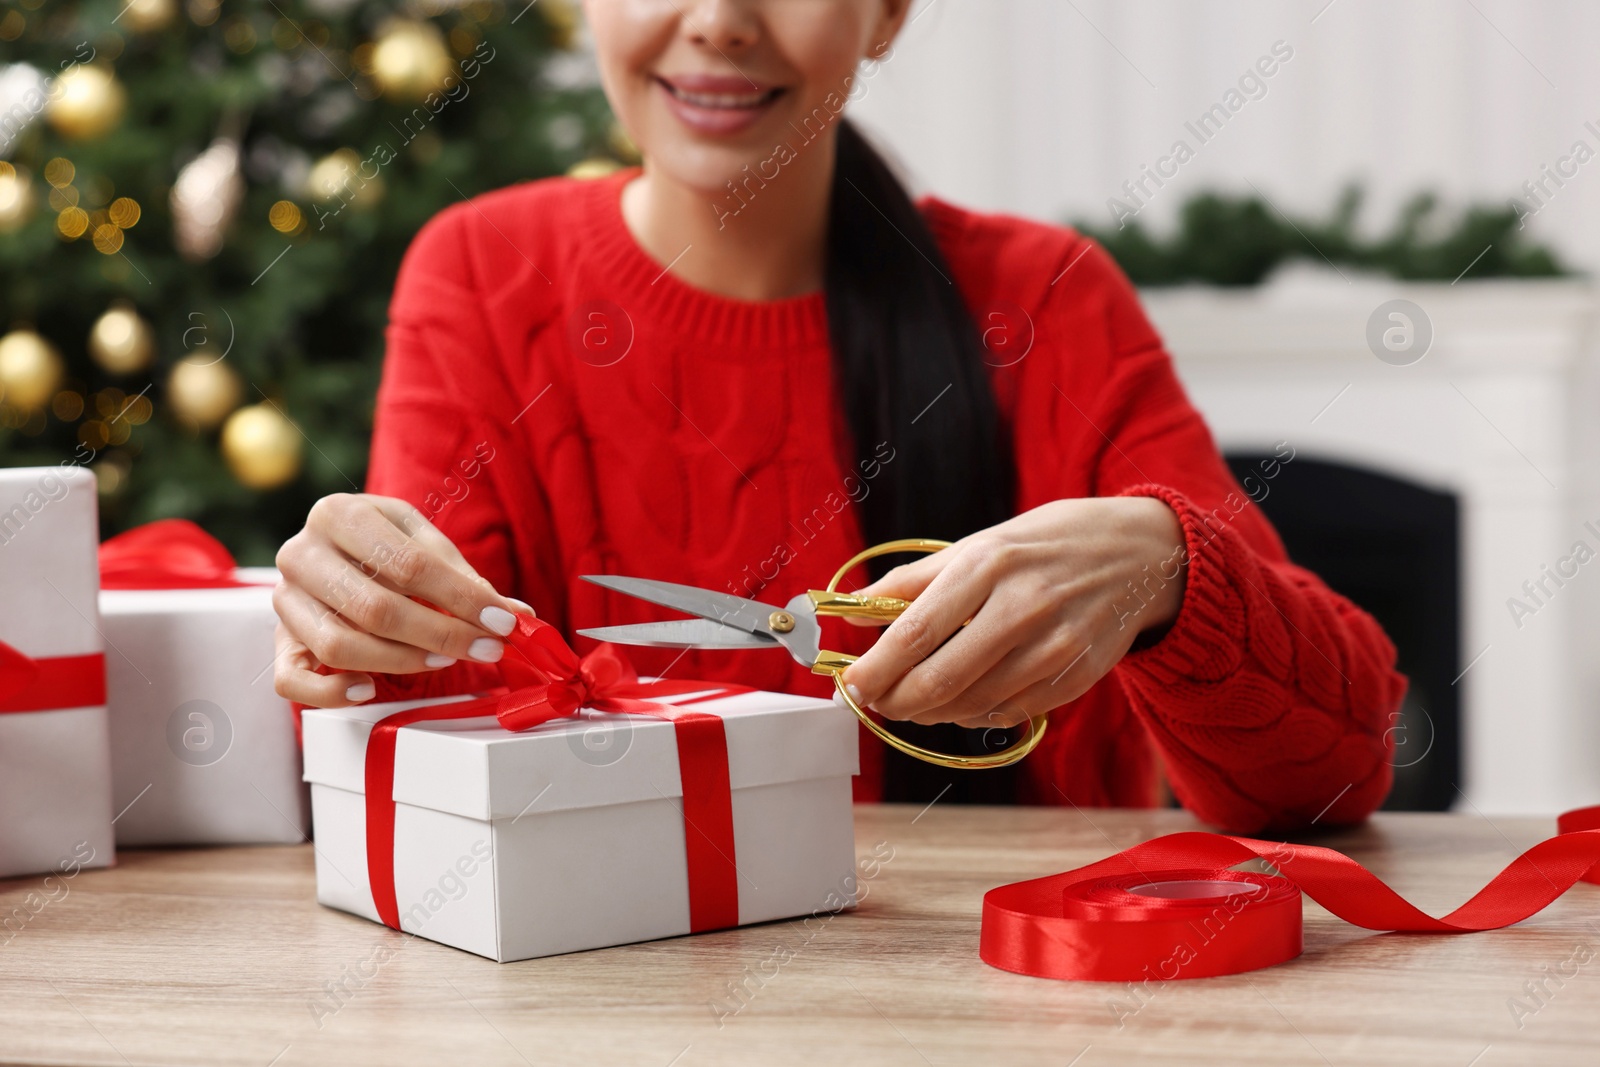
<box><xmin>479</xmin><ymin>606</ymin><xmax>516</xmax><ymax>636</ymax></box>
<box><xmin>832</xmin><ymin>689</ymin><xmax>849</xmax><ymax>710</ymax></box>
<box><xmin>469</xmin><ymin>638</ymin><xmax>504</xmax><ymax>663</ymax></box>
<box><xmin>508</xmin><ymin>599</ymin><xmax>536</xmax><ymax>616</ymax></box>
<box><xmin>846</xmin><ymin>683</ymin><xmax>864</xmax><ymax>704</ymax></box>
<box><xmin>345</xmin><ymin>682</ymin><xmax>376</xmax><ymax>703</ymax></box>
<box><xmin>424</xmin><ymin>653</ymin><xmax>456</xmax><ymax>669</ymax></box>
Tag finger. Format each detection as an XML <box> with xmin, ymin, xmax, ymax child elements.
<box><xmin>839</xmin><ymin>553</ymin><xmax>956</xmax><ymax>628</ymax></box>
<box><xmin>369</xmin><ymin>497</ymin><xmax>534</xmax><ymax>612</ymax></box>
<box><xmin>841</xmin><ymin>551</ymin><xmax>992</xmax><ymax>708</ymax></box>
<box><xmin>288</xmin><ymin>541</ymin><xmax>506</xmax><ymax>664</ymax></box>
<box><xmin>323</xmin><ymin>498</ymin><xmax>521</xmax><ymax>637</ymax></box>
<box><xmin>952</xmin><ymin>673</ymin><xmax>1078</xmax><ymax>731</ymax></box>
<box><xmin>272</xmin><ymin>621</ymin><xmax>375</xmax><ymax>708</ymax></box>
<box><xmin>866</xmin><ymin>598</ymin><xmax>1018</xmax><ymax>722</ymax></box>
<box><xmin>274</xmin><ymin>581</ymin><xmax>489</xmax><ymax>675</ymax></box>
<box><xmin>854</xmin><ymin>549</ymin><xmax>954</xmax><ymax>600</ymax></box>
<box><xmin>945</xmin><ymin>641</ymin><xmax>1103</xmax><ymax>730</ymax></box>
<box><xmin>369</xmin><ymin>496</ymin><xmax>477</xmax><ymax>570</ymax></box>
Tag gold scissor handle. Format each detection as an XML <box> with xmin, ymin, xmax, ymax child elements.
<box><xmin>810</xmin><ymin>538</ymin><xmax>1049</xmax><ymax>771</ymax></box>
<box><xmin>807</xmin><ymin>589</ymin><xmax>911</xmax><ymax>622</ymax></box>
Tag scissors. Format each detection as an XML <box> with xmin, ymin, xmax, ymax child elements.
<box><xmin>577</xmin><ymin>538</ymin><xmax>1048</xmax><ymax>769</ymax></box>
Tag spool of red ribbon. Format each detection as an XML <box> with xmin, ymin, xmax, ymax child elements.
<box><xmin>982</xmin><ymin>808</ymin><xmax>1600</xmax><ymax>982</ymax></box>
<box><xmin>1557</xmin><ymin>805</ymin><xmax>1600</xmax><ymax>885</ymax></box>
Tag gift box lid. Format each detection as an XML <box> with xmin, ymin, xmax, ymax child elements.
<box><xmin>100</xmin><ymin>584</ymin><xmax>275</xmax><ymax>615</ymax></box>
<box><xmin>301</xmin><ymin>689</ymin><xmax>859</xmax><ymax>822</ymax></box>
<box><xmin>99</xmin><ymin>567</ymin><xmax>279</xmax><ymax>614</ymax></box>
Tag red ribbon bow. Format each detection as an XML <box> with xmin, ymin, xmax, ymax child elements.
<box><xmin>363</xmin><ymin>615</ymin><xmax>750</xmax><ymax>933</ymax></box>
<box><xmin>980</xmin><ymin>808</ymin><xmax>1600</xmax><ymax>982</ymax></box>
<box><xmin>0</xmin><ymin>639</ymin><xmax>105</xmax><ymax>715</ymax></box>
<box><xmin>98</xmin><ymin>518</ymin><xmax>255</xmax><ymax>590</ymax></box>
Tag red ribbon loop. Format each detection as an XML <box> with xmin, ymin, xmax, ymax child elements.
<box><xmin>98</xmin><ymin>518</ymin><xmax>253</xmax><ymax>590</ymax></box>
<box><xmin>1558</xmin><ymin>805</ymin><xmax>1600</xmax><ymax>884</ymax></box>
<box><xmin>0</xmin><ymin>639</ymin><xmax>105</xmax><ymax>715</ymax></box>
<box><xmin>363</xmin><ymin>615</ymin><xmax>748</xmax><ymax>935</ymax></box>
<box><xmin>981</xmin><ymin>812</ymin><xmax>1600</xmax><ymax>981</ymax></box>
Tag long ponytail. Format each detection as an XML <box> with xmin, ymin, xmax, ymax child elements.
<box><xmin>825</xmin><ymin>119</ymin><xmax>1020</xmax><ymax>802</ymax></box>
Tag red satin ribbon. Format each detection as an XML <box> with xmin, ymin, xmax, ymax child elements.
<box><xmin>0</xmin><ymin>639</ymin><xmax>105</xmax><ymax>714</ymax></box>
<box><xmin>98</xmin><ymin>518</ymin><xmax>255</xmax><ymax>589</ymax></box>
<box><xmin>982</xmin><ymin>812</ymin><xmax>1600</xmax><ymax>981</ymax></box>
<box><xmin>1558</xmin><ymin>805</ymin><xmax>1600</xmax><ymax>885</ymax></box>
<box><xmin>363</xmin><ymin>615</ymin><xmax>749</xmax><ymax>934</ymax></box>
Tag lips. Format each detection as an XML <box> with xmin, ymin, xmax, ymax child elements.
<box><xmin>654</xmin><ymin>73</ymin><xmax>786</xmax><ymax>136</ymax></box>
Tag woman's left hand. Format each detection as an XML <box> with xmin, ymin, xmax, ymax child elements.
<box><xmin>839</xmin><ymin>497</ymin><xmax>1188</xmax><ymax>730</ymax></box>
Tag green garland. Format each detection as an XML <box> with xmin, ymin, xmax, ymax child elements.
<box><xmin>1076</xmin><ymin>186</ymin><xmax>1568</xmax><ymax>287</ymax></box>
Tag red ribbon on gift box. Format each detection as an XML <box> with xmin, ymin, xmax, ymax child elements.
<box><xmin>98</xmin><ymin>519</ymin><xmax>257</xmax><ymax>590</ymax></box>
<box><xmin>363</xmin><ymin>615</ymin><xmax>751</xmax><ymax>935</ymax></box>
<box><xmin>980</xmin><ymin>806</ymin><xmax>1600</xmax><ymax>982</ymax></box>
<box><xmin>0</xmin><ymin>640</ymin><xmax>105</xmax><ymax>714</ymax></box>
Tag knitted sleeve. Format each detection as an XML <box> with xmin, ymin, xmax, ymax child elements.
<box><xmin>1057</xmin><ymin>241</ymin><xmax>1408</xmax><ymax>833</ymax></box>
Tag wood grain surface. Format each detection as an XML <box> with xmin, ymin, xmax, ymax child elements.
<box><xmin>2</xmin><ymin>804</ymin><xmax>1597</xmax><ymax>1067</ymax></box>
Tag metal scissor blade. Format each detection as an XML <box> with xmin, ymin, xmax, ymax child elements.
<box><xmin>580</xmin><ymin>575</ymin><xmax>780</xmax><ymax>639</ymax></box>
<box><xmin>577</xmin><ymin>620</ymin><xmax>779</xmax><ymax>650</ymax></box>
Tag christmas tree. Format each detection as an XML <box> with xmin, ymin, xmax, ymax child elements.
<box><xmin>0</xmin><ymin>0</ymin><xmax>625</xmax><ymax>562</ymax></box>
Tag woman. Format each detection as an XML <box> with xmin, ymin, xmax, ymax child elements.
<box><xmin>273</xmin><ymin>0</ymin><xmax>1406</xmax><ymax>833</ymax></box>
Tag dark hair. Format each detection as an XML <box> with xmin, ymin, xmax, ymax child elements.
<box><xmin>825</xmin><ymin>120</ymin><xmax>1015</xmax><ymax>559</ymax></box>
<box><xmin>824</xmin><ymin>119</ymin><xmax>1020</xmax><ymax>803</ymax></box>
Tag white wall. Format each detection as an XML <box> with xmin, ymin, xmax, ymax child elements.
<box><xmin>852</xmin><ymin>0</ymin><xmax>1600</xmax><ymax>273</ymax></box>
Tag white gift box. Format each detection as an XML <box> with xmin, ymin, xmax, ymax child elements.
<box><xmin>0</xmin><ymin>466</ymin><xmax>115</xmax><ymax>879</ymax></box>
<box><xmin>302</xmin><ymin>689</ymin><xmax>860</xmax><ymax>962</ymax></box>
<box><xmin>100</xmin><ymin>566</ymin><xmax>309</xmax><ymax>846</ymax></box>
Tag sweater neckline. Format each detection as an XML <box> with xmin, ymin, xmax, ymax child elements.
<box><xmin>584</xmin><ymin>168</ymin><xmax>831</xmax><ymax>350</ymax></box>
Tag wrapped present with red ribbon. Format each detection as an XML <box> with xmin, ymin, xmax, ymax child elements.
<box><xmin>301</xmin><ymin>615</ymin><xmax>860</xmax><ymax>962</ymax></box>
<box><xmin>0</xmin><ymin>467</ymin><xmax>115</xmax><ymax>879</ymax></box>
<box><xmin>97</xmin><ymin>519</ymin><xmax>307</xmax><ymax>846</ymax></box>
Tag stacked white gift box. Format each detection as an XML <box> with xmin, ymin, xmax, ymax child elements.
<box><xmin>0</xmin><ymin>466</ymin><xmax>116</xmax><ymax>879</ymax></box>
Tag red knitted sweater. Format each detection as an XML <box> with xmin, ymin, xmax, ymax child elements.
<box><xmin>366</xmin><ymin>169</ymin><xmax>1406</xmax><ymax>833</ymax></box>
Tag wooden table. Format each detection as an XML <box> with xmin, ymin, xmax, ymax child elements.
<box><xmin>2</xmin><ymin>805</ymin><xmax>1597</xmax><ymax>1066</ymax></box>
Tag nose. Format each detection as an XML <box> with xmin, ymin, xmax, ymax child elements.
<box><xmin>678</xmin><ymin>0</ymin><xmax>760</xmax><ymax>52</ymax></box>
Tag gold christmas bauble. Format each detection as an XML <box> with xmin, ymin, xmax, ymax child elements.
<box><xmin>46</xmin><ymin>66</ymin><xmax>127</xmax><ymax>141</ymax></box>
<box><xmin>0</xmin><ymin>329</ymin><xmax>65</xmax><ymax>410</ymax></box>
<box><xmin>542</xmin><ymin>0</ymin><xmax>580</xmax><ymax>50</ymax></box>
<box><xmin>0</xmin><ymin>165</ymin><xmax>35</xmax><ymax>233</ymax></box>
<box><xmin>88</xmin><ymin>302</ymin><xmax>155</xmax><ymax>374</ymax></box>
<box><xmin>123</xmin><ymin>0</ymin><xmax>177</xmax><ymax>32</ymax></box>
<box><xmin>370</xmin><ymin>20</ymin><xmax>453</xmax><ymax>101</ymax></box>
<box><xmin>306</xmin><ymin>148</ymin><xmax>383</xmax><ymax>209</ymax></box>
<box><xmin>167</xmin><ymin>352</ymin><xmax>241</xmax><ymax>428</ymax></box>
<box><xmin>567</xmin><ymin>158</ymin><xmax>621</xmax><ymax>180</ymax></box>
<box><xmin>220</xmin><ymin>402</ymin><xmax>302</xmax><ymax>489</ymax></box>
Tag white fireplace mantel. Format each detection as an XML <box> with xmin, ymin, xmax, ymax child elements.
<box><xmin>1144</xmin><ymin>275</ymin><xmax>1600</xmax><ymax>816</ymax></box>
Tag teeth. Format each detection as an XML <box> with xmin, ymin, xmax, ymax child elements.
<box><xmin>667</xmin><ymin>84</ymin><xmax>774</xmax><ymax>109</ymax></box>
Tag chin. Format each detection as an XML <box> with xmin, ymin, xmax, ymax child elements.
<box><xmin>646</xmin><ymin>140</ymin><xmax>773</xmax><ymax>200</ymax></box>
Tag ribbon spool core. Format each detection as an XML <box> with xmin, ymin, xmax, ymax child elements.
<box><xmin>823</xmin><ymin>538</ymin><xmax>1050</xmax><ymax>770</ymax></box>
<box><xmin>1126</xmin><ymin>879</ymin><xmax>1250</xmax><ymax>900</ymax></box>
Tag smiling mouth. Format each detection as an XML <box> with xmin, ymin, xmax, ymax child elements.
<box><xmin>655</xmin><ymin>77</ymin><xmax>786</xmax><ymax>110</ymax></box>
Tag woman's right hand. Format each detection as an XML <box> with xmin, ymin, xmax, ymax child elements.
<box><xmin>272</xmin><ymin>493</ymin><xmax>531</xmax><ymax>708</ymax></box>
